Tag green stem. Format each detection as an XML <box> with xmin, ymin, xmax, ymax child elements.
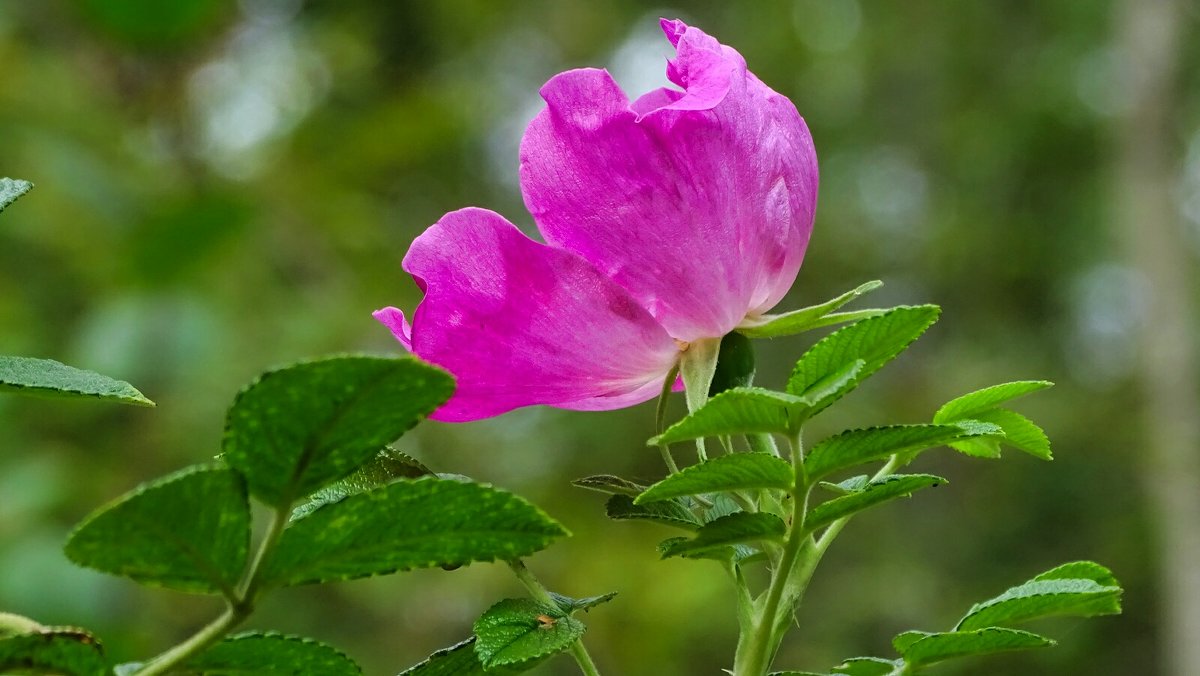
<box><xmin>507</xmin><ymin>559</ymin><xmax>602</xmax><ymax>676</ymax></box>
<box><xmin>134</xmin><ymin>505</ymin><xmax>291</xmax><ymax>676</ymax></box>
<box><xmin>734</xmin><ymin>454</ymin><xmax>906</xmax><ymax>675</ymax></box>
<box><xmin>656</xmin><ymin>363</ymin><xmax>682</xmax><ymax>475</ymax></box>
<box><xmin>679</xmin><ymin>337</ymin><xmax>722</xmax><ymax>463</ymax></box>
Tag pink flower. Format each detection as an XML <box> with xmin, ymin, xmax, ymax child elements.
<box><xmin>375</xmin><ymin>19</ymin><xmax>818</xmax><ymax>422</ymax></box>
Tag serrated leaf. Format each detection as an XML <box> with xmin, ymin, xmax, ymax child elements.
<box><xmin>0</xmin><ymin>355</ymin><xmax>154</xmax><ymax>406</ymax></box>
<box><xmin>571</xmin><ymin>475</ymin><xmax>645</xmax><ymax>497</ymax></box>
<box><xmin>473</xmin><ymin>599</ymin><xmax>584</xmax><ymax>669</ymax></box>
<box><xmin>398</xmin><ymin>637</ymin><xmax>490</xmax><ymax>676</ymax></box>
<box><xmin>709</xmin><ymin>332</ymin><xmax>756</xmax><ymax>395</ymax></box>
<box><xmin>0</xmin><ymin>177</ymin><xmax>33</xmax><ymax>213</ymax></box>
<box><xmin>550</xmin><ymin>592</ymin><xmax>618</xmax><ymax>615</ymax></box>
<box><xmin>184</xmin><ymin>632</ymin><xmax>360</xmax><ymax>675</ymax></box>
<box><xmin>650</xmin><ymin>387</ymin><xmax>807</xmax><ymax>443</ymax></box>
<box><xmin>831</xmin><ymin>657</ymin><xmax>900</xmax><ymax>675</ymax></box>
<box><xmin>64</xmin><ymin>465</ymin><xmax>249</xmax><ymax>596</ymax></box>
<box><xmin>956</xmin><ymin>578</ymin><xmax>1122</xmax><ymax>631</ymax></box>
<box><xmin>934</xmin><ymin>381</ymin><xmax>1053</xmax><ymax>423</ymax></box>
<box><xmin>900</xmin><ymin>627</ymin><xmax>1054</xmax><ymax>666</ymax></box>
<box><xmin>805</xmin><ymin>422</ymin><xmax>1001</xmax><ymax>481</ymax></box>
<box><xmin>892</xmin><ymin>631</ymin><xmax>931</xmax><ymax>653</ymax></box>
<box><xmin>222</xmin><ymin>355</ymin><xmax>454</xmax><ymax>507</ymax></box>
<box><xmin>0</xmin><ymin>628</ymin><xmax>109</xmax><ymax>676</ymax></box>
<box><xmin>738</xmin><ymin>280</ymin><xmax>884</xmax><ymax>338</ymax></box>
<box><xmin>262</xmin><ymin>478</ymin><xmax>566</xmax><ymax>587</ymax></box>
<box><xmin>292</xmin><ymin>447</ymin><xmax>434</xmax><ymax>520</ymax></box>
<box><xmin>605</xmin><ymin>494</ymin><xmax>701</xmax><ymax>530</ymax></box>
<box><xmin>636</xmin><ymin>454</ymin><xmax>795</xmax><ymax>504</ymax></box>
<box><xmin>659</xmin><ymin>512</ymin><xmax>785</xmax><ymax>559</ymax></box>
<box><xmin>970</xmin><ymin>409</ymin><xmax>1051</xmax><ymax>460</ymax></box>
<box><xmin>786</xmin><ymin>306</ymin><xmax>941</xmax><ymax>413</ymax></box>
<box><xmin>805</xmin><ymin>474</ymin><xmax>947</xmax><ymax>532</ymax></box>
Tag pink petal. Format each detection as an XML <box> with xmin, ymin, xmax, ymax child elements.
<box><xmin>383</xmin><ymin>207</ymin><xmax>680</xmax><ymax>422</ymax></box>
<box><xmin>519</xmin><ymin>21</ymin><xmax>818</xmax><ymax>343</ymax></box>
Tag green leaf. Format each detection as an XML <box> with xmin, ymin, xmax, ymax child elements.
<box><xmin>1033</xmin><ymin>560</ymin><xmax>1119</xmax><ymax>587</ymax></box>
<box><xmin>652</xmin><ymin>363</ymin><xmax>864</xmax><ymax>445</ymax></box>
<box><xmin>817</xmin><ymin>475</ymin><xmax>870</xmax><ymax>495</ymax></box>
<box><xmin>969</xmin><ymin>409</ymin><xmax>1052</xmax><ymax>460</ymax></box>
<box><xmin>550</xmin><ymin>592</ymin><xmax>618</xmax><ymax>615</ymax></box>
<box><xmin>831</xmin><ymin>657</ymin><xmax>901</xmax><ymax>675</ymax></box>
<box><xmin>292</xmin><ymin>447</ymin><xmax>434</xmax><ymax>520</ymax></box>
<box><xmin>659</xmin><ymin>512</ymin><xmax>785</xmax><ymax>559</ymax></box>
<box><xmin>709</xmin><ymin>332</ymin><xmax>756</xmax><ymax>395</ymax></box>
<box><xmin>262</xmin><ymin>478</ymin><xmax>567</xmax><ymax>587</ymax></box>
<box><xmin>185</xmin><ymin>632</ymin><xmax>361</xmax><ymax>675</ymax></box>
<box><xmin>0</xmin><ymin>177</ymin><xmax>33</xmax><ymax>213</ymax></box>
<box><xmin>64</xmin><ymin>465</ymin><xmax>249</xmax><ymax>596</ymax></box>
<box><xmin>222</xmin><ymin>355</ymin><xmax>454</xmax><ymax>507</ymax></box>
<box><xmin>769</xmin><ymin>672</ymin><xmax>830</xmax><ymax>676</ymax></box>
<box><xmin>635</xmin><ymin>454</ymin><xmax>795</xmax><ymax>504</ymax></box>
<box><xmin>0</xmin><ymin>355</ymin><xmax>154</xmax><ymax>406</ymax></box>
<box><xmin>571</xmin><ymin>475</ymin><xmax>646</xmax><ymax>497</ymax></box>
<box><xmin>605</xmin><ymin>494</ymin><xmax>701</xmax><ymax>530</ymax></box>
<box><xmin>786</xmin><ymin>305</ymin><xmax>941</xmax><ymax>412</ymax></box>
<box><xmin>473</xmin><ymin>599</ymin><xmax>585</xmax><ymax>670</ymax></box>
<box><xmin>899</xmin><ymin>627</ymin><xmax>1054</xmax><ymax>666</ymax></box>
<box><xmin>956</xmin><ymin>577</ymin><xmax>1122</xmax><ymax>631</ymax></box>
<box><xmin>805</xmin><ymin>474</ymin><xmax>947</xmax><ymax>532</ymax></box>
<box><xmin>805</xmin><ymin>422</ymin><xmax>1001</xmax><ymax>481</ymax></box>
<box><xmin>0</xmin><ymin>628</ymin><xmax>109</xmax><ymax>676</ymax></box>
<box><xmin>892</xmin><ymin>631</ymin><xmax>931</xmax><ymax>653</ymax></box>
<box><xmin>738</xmin><ymin>280</ymin><xmax>884</xmax><ymax>338</ymax></box>
<box><xmin>934</xmin><ymin>381</ymin><xmax>1053</xmax><ymax>423</ymax></box>
<box><xmin>398</xmin><ymin>638</ymin><xmax>489</xmax><ymax>676</ymax></box>
<box><xmin>0</xmin><ymin>613</ymin><xmax>45</xmax><ymax>639</ymax></box>
<box><xmin>651</xmin><ymin>387</ymin><xmax>806</xmax><ymax>443</ymax></box>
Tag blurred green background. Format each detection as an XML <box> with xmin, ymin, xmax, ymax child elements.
<box><xmin>2</xmin><ymin>0</ymin><xmax>1199</xmax><ymax>674</ymax></box>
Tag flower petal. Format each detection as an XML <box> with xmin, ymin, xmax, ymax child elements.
<box><xmin>384</xmin><ymin>207</ymin><xmax>680</xmax><ymax>422</ymax></box>
<box><xmin>519</xmin><ymin>21</ymin><xmax>818</xmax><ymax>342</ymax></box>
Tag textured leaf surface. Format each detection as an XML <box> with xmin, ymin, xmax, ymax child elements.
<box><xmin>263</xmin><ymin>478</ymin><xmax>566</xmax><ymax>586</ymax></box>
<box><xmin>292</xmin><ymin>447</ymin><xmax>433</xmax><ymax>520</ymax></box>
<box><xmin>185</xmin><ymin>632</ymin><xmax>360</xmax><ymax>675</ymax></box>
<box><xmin>786</xmin><ymin>305</ymin><xmax>941</xmax><ymax>411</ymax></box>
<box><xmin>650</xmin><ymin>387</ymin><xmax>807</xmax><ymax>443</ymax></box>
<box><xmin>605</xmin><ymin>495</ymin><xmax>700</xmax><ymax>530</ymax></box>
<box><xmin>65</xmin><ymin>465</ymin><xmax>249</xmax><ymax>596</ymax></box>
<box><xmin>899</xmin><ymin>627</ymin><xmax>1054</xmax><ymax>666</ymax></box>
<box><xmin>0</xmin><ymin>355</ymin><xmax>153</xmax><ymax>406</ymax></box>
<box><xmin>738</xmin><ymin>280</ymin><xmax>883</xmax><ymax>338</ymax></box>
<box><xmin>398</xmin><ymin>638</ymin><xmax>489</xmax><ymax>675</ymax></box>
<box><xmin>659</xmin><ymin>512</ymin><xmax>784</xmax><ymax>559</ymax></box>
<box><xmin>473</xmin><ymin>599</ymin><xmax>584</xmax><ymax>669</ymax></box>
<box><xmin>956</xmin><ymin>578</ymin><xmax>1122</xmax><ymax>630</ymax></box>
<box><xmin>805</xmin><ymin>474</ymin><xmax>946</xmax><ymax>531</ymax></box>
<box><xmin>636</xmin><ymin>454</ymin><xmax>794</xmax><ymax>503</ymax></box>
<box><xmin>805</xmin><ymin>422</ymin><xmax>1001</xmax><ymax>481</ymax></box>
<box><xmin>223</xmin><ymin>355</ymin><xmax>454</xmax><ymax>507</ymax></box>
<box><xmin>0</xmin><ymin>629</ymin><xmax>108</xmax><ymax>676</ymax></box>
<box><xmin>1033</xmin><ymin>560</ymin><xmax>1119</xmax><ymax>586</ymax></box>
<box><xmin>0</xmin><ymin>177</ymin><xmax>32</xmax><ymax>213</ymax></box>
<box><xmin>934</xmin><ymin>381</ymin><xmax>1053</xmax><ymax>423</ymax></box>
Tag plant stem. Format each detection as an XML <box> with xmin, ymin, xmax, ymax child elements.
<box><xmin>507</xmin><ymin>559</ymin><xmax>603</xmax><ymax>676</ymax></box>
<box><xmin>679</xmin><ymin>337</ymin><xmax>722</xmax><ymax>462</ymax></box>
<box><xmin>134</xmin><ymin>505</ymin><xmax>291</xmax><ymax>676</ymax></box>
<box><xmin>656</xmin><ymin>363</ymin><xmax>682</xmax><ymax>474</ymax></box>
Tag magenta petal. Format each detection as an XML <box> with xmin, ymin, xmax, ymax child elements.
<box><xmin>390</xmin><ymin>207</ymin><xmax>680</xmax><ymax>422</ymax></box>
<box><xmin>520</xmin><ymin>22</ymin><xmax>818</xmax><ymax>342</ymax></box>
<box><xmin>372</xmin><ymin>306</ymin><xmax>413</xmax><ymax>351</ymax></box>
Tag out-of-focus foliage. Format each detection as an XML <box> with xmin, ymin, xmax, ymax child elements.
<box><xmin>1</xmin><ymin>1</ymin><xmax>1196</xmax><ymax>674</ymax></box>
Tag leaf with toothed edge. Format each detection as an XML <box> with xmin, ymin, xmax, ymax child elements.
<box><xmin>0</xmin><ymin>355</ymin><xmax>154</xmax><ymax>406</ymax></box>
<box><xmin>658</xmin><ymin>512</ymin><xmax>785</xmax><ymax>559</ymax></box>
<box><xmin>737</xmin><ymin>280</ymin><xmax>885</xmax><ymax>338</ymax></box>
<box><xmin>0</xmin><ymin>178</ymin><xmax>32</xmax><ymax>213</ymax></box>
<box><xmin>184</xmin><ymin>632</ymin><xmax>361</xmax><ymax>675</ymax></box>
<box><xmin>261</xmin><ymin>478</ymin><xmax>567</xmax><ymax>587</ymax></box>
<box><xmin>0</xmin><ymin>628</ymin><xmax>109</xmax><ymax>676</ymax></box>
<box><xmin>473</xmin><ymin>599</ymin><xmax>584</xmax><ymax>670</ymax></box>
<box><xmin>635</xmin><ymin>453</ymin><xmax>794</xmax><ymax>504</ymax></box>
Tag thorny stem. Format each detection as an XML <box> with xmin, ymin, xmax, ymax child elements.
<box><xmin>135</xmin><ymin>504</ymin><xmax>292</xmax><ymax>676</ymax></box>
<box><xmin>508</xmin><ymin>559</ymin><xmax>603</xmax><ymax>676</ymax></box>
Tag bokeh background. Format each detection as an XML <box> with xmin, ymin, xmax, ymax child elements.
<box><xmin>2</xmin><ymin>1</ymin><xmax>1199</xmax><ymax>674</ymax></box>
